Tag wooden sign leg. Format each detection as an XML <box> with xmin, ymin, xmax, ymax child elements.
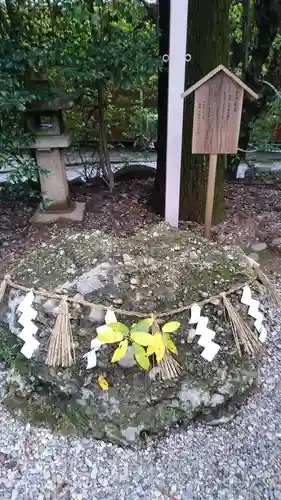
<box><xmin>204</xmin><ymin>154</ymin><xmax>218</xmax><ymax>240</ymax></box>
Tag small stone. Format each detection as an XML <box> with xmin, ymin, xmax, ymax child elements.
<box><xmin>248</xmin><ymin>252</ymin><xmax>259</xmax><ymax>262</ymax></box>
<box><xmin>43</xmin><ymin>470</ymin><xmax>51</xmax><ymax>480</ymax></box>
<box><xmin>130</xmin><ymin>277</ymin><xmax>140</xmax><ymax>286</ymax></box>
<box><xmin>187</xmin><ymin>329</ymin><xmax>197</xmax><ymax>343</ymax></box>
<box><xmin>88</xmin><ymin>306</ymin><xmax>105</xmax><ymax>323</ymax></box>
<box><xmin>85</xmin><ymin>457</ymin><xmax>93</xmax><ymax>468</ymax></box>
<box><xmin>113</xmin><ymin>298</ymin><xmax>123</xmax><ymax>305</ymax></box>
<box><xmin>210</xmin><ymin>297</ymin><xmax>221</xmax><ymax>306</ymax></box>
<box><xmin>0</xmin><ymin>452</ymin><xmax>7</xmax><ymax>464</ymax></box>
<box><xmin>251</xmin><ymin>242</ymin><xmax>267</xmax><ymax>252</ymax></box>
<box><xmin>272</xmin><ymin>237</ymin><xmax>281</xmax><ymax>247</ymax></box>
<box><xmin>123</xmin><ymin>254</ymin><xmax>133</xmax><ymax>265</ymax></box>
<box><xmin>117</xmin><ymin>346</ymin><xmax>136</xmax><ymax>368</ymax></box>
<box><xmin>217</xmin><ymin>233</ymin><xmax>226</xmax><ymax>243</ymax></box>
<box><xmin>42</xmin><ymin>298</ymin><xmax>59</xmax><ymax>315</ymax></box>
<box><xmin>91</xmin><ymin>464</ymin><xmax>98</xmax><ymax>480</ymax></box>
<box><xmin>11</xmin><ymin>489</ymin><xmax>19</xmax><ymax>500</ymax></box>
<box><xmin>67</xmin><ymin>267</ymin><xmax>76</xmax><ymax>275</ymax></box>
<box><xmin>6</xmin><ymin>459</ymin><xmax>17</xmax><ymax>470</ymax></box>
<box><xmin>189</xmin><ymin>251</ymin><xmax>198</xmax><ymax>260</ymax></box>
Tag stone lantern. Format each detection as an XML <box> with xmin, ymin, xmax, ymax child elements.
<box><xmin>26</xmin><ymin>92</ymin><xmax>85</xmax><ymax>223</ymax></box>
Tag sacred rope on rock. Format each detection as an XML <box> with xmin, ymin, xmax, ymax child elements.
<box><xmin>0</xmin><ymin>255</ymin><xmax>280</xmax><ymax>381</ymax></box>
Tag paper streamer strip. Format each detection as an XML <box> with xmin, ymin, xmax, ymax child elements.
<box><xmin>84</xmin><ymin>309</ymin><xmax>117</xmax><ymax>369</ymax></box>
<box><xmin>21</xmin><ymin>337</ymin><xmax>40</xmax><ymax>359</ymax></box>
<box><xmin>241</xmin><ymin>285</ymin><xmax>267</xmax><ymax>343</ymax></box>
<box><xmin>189</xmin><ymin>304</ymin><xmax>220</xmax><ymax>361</ymax></box>
<box><xmin>17</xmin><ymin>291</ymin><xmax>39</xmax><ymax>359</ymax></box>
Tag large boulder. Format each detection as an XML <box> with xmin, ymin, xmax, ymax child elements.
<box><xmin>0</xmin><ymin>224</ymin><xmax>259</xmax><ymax>446</ymax></box>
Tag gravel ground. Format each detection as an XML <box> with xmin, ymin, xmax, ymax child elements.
<box><xmin>0</xmin><ymin>314</ymin><xmax>281</xmax><ymax>500</ymax></box>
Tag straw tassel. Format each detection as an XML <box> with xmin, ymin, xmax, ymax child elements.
<box><xmin>254</xmin><ymin>265</ymin><xmax>281</xmax><ymax>307</ymax></box>
<box><xmin>152</xmin><ymin>319</ymin><xmax>182</xmax><ymax>380</ymax></box>
<box><xmin>158</xmin><ymin>351</ymin><xmax>182</xmax><ymax>381</ymax></box>
<box><xmin>0</xmin><ymin>275</ymin><xmax>10</xmax><ymax>303</ymax></box>
<box><xmin>246</xmin><ymin>255</ymin><xmax>281</xmax><ymax>307</ymax></box>
<box><xmin>45</xmin><ymin>295</ymin><xmax>75</xmax><ymax>368</ymax></box>
<box><xmin>221</xmin><ymin>293</ymin><xmax>260</xmax><ymax>356</ymax></box>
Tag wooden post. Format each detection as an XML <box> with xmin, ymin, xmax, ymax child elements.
<box><xmin>204</xmin><ymin>154</ymin><xmax>218</xmax><ymax>239</ymax></box>
<box><xmin>165</xmin><ymin>0</ymin><xmax>189</xmax><ymax>227</ymax></box>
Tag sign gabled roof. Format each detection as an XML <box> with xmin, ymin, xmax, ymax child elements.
<box><xmin>181</xmin><ymin>64</ymin><xmax>259</xmax><ymax>100</ymax></box>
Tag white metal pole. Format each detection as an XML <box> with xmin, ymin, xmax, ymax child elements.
<box><xmin>164</xmin><ymin>0</ymin><xmax>189</xmax><ymax>227</ymax></box>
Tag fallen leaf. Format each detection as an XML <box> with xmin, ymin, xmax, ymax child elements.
<box><xmin>98</xmin><ymin>375</ymin><xmax>109</xmax><ymax>391</ymax></box>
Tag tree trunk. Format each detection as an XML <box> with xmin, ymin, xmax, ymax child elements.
<box><xmin>180</xmin><ymin>0</ymin><xmax>230</xmax><ymax>222</ymax></box>
<box><xmin>98</xmin><ymin>81</ymin><xmax>114</xmax><ymax>192</ymax></box>
<box><xmin>152</xmin><ymin>0</ymin><xmax>170</xmax><ymax>214</ymax></box>
<box><xmin>242</xmin><ymin>0</ymin><xmax>251</xmax><ymax>75</ymax></box>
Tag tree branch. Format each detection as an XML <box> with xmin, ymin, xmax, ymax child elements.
<box><xmin>138</xmin><ymin>0</ymin><xmax>158</xmax><ymax>23</ymax></box>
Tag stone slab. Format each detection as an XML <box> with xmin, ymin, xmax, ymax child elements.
<box><xmin>32</xmin><ymin>201</ymin><xmax>86</xmax><ymax>223</ymax></box>
<box><xmin>2</xmin><ymin>224</ymin><xmax>258</xmax><ymax>447</ymax></box>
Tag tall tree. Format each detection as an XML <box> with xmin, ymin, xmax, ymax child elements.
<box><xmin>153</xmin><ymin>0</ymin><xmax>169</xmax><ymax>213</ymax></box>
<box><xmin>153</xmin><ymin>0</ymin><xmax>230</xmax><ymax>222</ymax></box>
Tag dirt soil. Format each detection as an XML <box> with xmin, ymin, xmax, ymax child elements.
<box><xmin>1</xmin><ymin>178</ymin><xmax>281</xmax><ymax>275</ymax></box>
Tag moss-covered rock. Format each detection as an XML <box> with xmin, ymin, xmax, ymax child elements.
<box><xmin>0</xmin><ymin>223</ymin><xmax>260</xmax><ymax>447</ymax></box>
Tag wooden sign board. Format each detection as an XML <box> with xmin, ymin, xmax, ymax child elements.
<box><xmin>182</xmin><ymin>65</ymin><xmax>259</xmax><ymax>239</ymax></box>
<box><xmin>192</xmin><ymin>72</ymin><xmax>244</xmax><ymax>154</ymax></box>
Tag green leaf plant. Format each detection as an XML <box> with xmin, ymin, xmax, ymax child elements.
<box><xmin>96</xmin><ymin>317</ymin><xmax>180</xmax><ymax>371</ymax></box>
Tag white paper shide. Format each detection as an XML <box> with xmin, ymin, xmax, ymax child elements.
<box><xmin>17</xmin><ymin>291</ymin><xmax>40</xmax><ymax>358</ymax></box>
<box><xmin>241</xmin><ymin>285</ymin><xmax>267</xmax><ymax>343</ymax></box>
<box><xmin>189</xmin><ymin>304</ymin><xmax>221</xmax><ymax>361</ymax></box>
<box><xmin>84</xmin><ymin>309</ymin><xmax>117</xmax><ymax>369</ymax></box>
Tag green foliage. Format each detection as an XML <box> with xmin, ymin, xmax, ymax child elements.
<box><xmin>111</xmin><ymin>339</ymin><xmax>128</xmax><ymax>363</ymax></box>
<box><xmin>55</xmin><ymin>0</ymin><xmax>160</xmax><ymax>184</ymax></box>
<box><xmin>162</xmin><ymin>321</ymin><xmax>180</xmax><ymax>333</ymax></box>
<box><xmin>130</xmin><ymin>332</ymin><xmax>155</xmax><ymax>346</ymax></box>
<box><xmin>56</xmin><ymin>0</ymin><xmax>159</xmax><ymax>90</ymax></box>
<box><xmin>250</xmin><ymin>91</ymin><xmax>281</xmax><ymax>149</ymax></box>
<box><xmin>0</xmin><ymin>153</ymin><xmax>42</xmax><ymax>203</ymax></box>
<box><xmin>0</xmin><ymin>0</ymin><xmax>159</xmax><ymax>186</ymax></box>
<box><xmin>124</xmin><ymin>102</ymin><xmax>157</xmax><ymax>148</ymax></box>
<box><xmin>0</xmin><ymin>0</ymin><xmax>56</xmax><ymax>152</ymax></box>
<box><xmin>0</xmin><ymin>326</ymin><xmax>22</xmax><ymax>367</ymax></box>
<box><xmin>163</xmin><ymin>334</ymin><xmax>178</xmax><ymax>355</ymax></box>
<box><xmin>96</xmin><ymin>329</ymin><xmax>124</xmax><ymax>343</ymax></box>
<box><xmin>131</xmin><ymin>318</ymin><xmax>153</xmax><ymax>333</ymax></box>
<box><xmin>0</xmin><ymin>42</ymin><xmax>36</xmax><ymax>152</ymax></box>
<box><xmin>133</xmin><ymin>343</ymin><xmax>150</xmax><ymax>370</ymax></box>
<box><xmin>96</xmin><ymin>317</ymin><xmax>181</xmax><ymax>371</ymax></box>
<box><xmin>229</xmin><ymin>1</ymin><xmax>243</xmax><ymax>46</ymax></box>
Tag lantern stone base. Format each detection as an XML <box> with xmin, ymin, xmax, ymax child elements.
<box><xmin>36</xmin><ymin>147</ymin><xmax>70</xmax><ymax>210</ymax></box>
<box><xmin>32</xmin><ymin>140</ymin><xmax>86</xmax><ymax>223</ymax></box>
<box><xmin>32</xmin><ymin>201</ymin><xmax>86</xmax><ymax>223</ymax></box>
